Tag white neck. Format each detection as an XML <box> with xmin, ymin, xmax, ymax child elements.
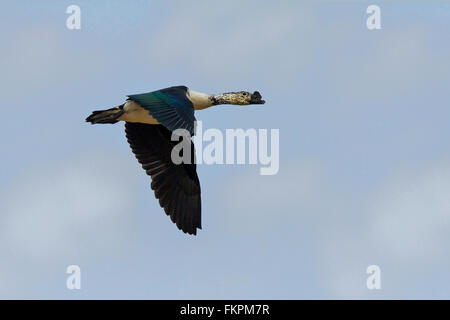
<box><xmin>187</xmin><ymin>89</ymin><xmax>213</xmax><ymax>110</ymax></box>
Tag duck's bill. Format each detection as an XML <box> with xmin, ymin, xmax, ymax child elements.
<box><xmin>250</xmin><ymin>91</ymin><xmax>265</xmax><ymax>104</ymax></box>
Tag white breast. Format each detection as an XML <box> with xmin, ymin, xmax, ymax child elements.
<box><xmin>118</xmin><ymin>100</ymin><xmax>160</xmax><ymax>124</ymax></box>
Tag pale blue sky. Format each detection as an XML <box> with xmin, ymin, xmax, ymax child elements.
<box><xmin>1</xmin><ymin>0</ymin><xmax>450</xmax><ymax>299</ymax></box>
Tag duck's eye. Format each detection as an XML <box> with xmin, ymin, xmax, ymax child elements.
<box><xmin>243</xmin><ymin>92</ymin><xmax>248</xmax><ymax>96</ymax></box>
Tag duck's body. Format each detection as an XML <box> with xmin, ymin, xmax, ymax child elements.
<box><xmin>118</xmin><ymin>89</ymin><xmax>214</xmax><ymax>124</ymax></box>
<box><xmin>119</xmin><ymin>100</ymin><xmax>159</xmax><ymax>124</ymax></box>
<box><xmin>86</xmin><ymin>85</ymin><xmax>264</xmax><ymax>235</ymax></box>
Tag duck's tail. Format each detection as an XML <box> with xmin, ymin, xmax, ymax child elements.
<box><xmin>86</xmin><ymin>105</ymin><xmax>125</xmax><ymax>124</ymax></box>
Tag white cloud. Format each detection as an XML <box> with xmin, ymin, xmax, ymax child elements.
<box><xmin>218</xmin><ymin>158</ymin><xmax>450</xmax><ymax>298</ymax></box>
<box><xmin>329</xmin><ymin>26</ymin><xmax>450</xmax><ymax>101</ymax></box>
<box><xmin>144</xmin><ymin>1</ymin><xmax>316</xmax><ymax>85</ymax></box>
<box><xmin>218</xmin><ymin>160</ymin><xmax>330</xmax><ymax>235</ymax></box>
<box><xmin>368</xmin><ymin>160</ymin><xmax>450</xmax><ymax>262</ymax></box>
<box><xmin>0</xmin><ymin>25</ymin><xmax>113</xmax><ymax>100</ymax></box>
<box><xmin>0</xmin><ymin>152</ymin><xmax>142</xmax><ymax>297</ymax></box>
<box><xmin>321</xmin><ymin>160</ymin><xmax>450</xmax><ymax>298</ymax></box>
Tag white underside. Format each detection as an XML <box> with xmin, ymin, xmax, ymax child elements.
<box><xmin>118</xmin><ymin>100</ymin><xmax>160</xmax><ymax>124</ymax></box>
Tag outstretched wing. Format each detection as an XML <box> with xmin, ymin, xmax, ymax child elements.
<box><xmin>127</xmin><ymin>86</ymin><xmax>196</xmax><ymax>136</ymax></box>
<box><xmin>125</xmin><ymin>122</ymin><xmax>201</xmax><ymax>235</ymax></box>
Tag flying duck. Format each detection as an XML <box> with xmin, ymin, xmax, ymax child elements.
<box><xmin>86</xmin><ymin>86</ymin><xmax>265</xmax><ymax>235</ymax></box>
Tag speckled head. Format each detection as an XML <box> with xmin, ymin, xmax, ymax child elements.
<box><xmin>210</xmin><ymin>91</ymin><xmax>265</xmax><ymax>106</ymax></box>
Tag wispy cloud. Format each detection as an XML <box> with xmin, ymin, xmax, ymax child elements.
<box><xmin>0</xmin><ymin>152</ymin><xmax>142</xmax><ymax>298</ymax></box>
<box><xmin>219</xmin><ymin>159</ymin><xmax>450</xmax><ymax>298</ymax></box>
<box><xmin>143</xmin><ymin>1</ymin><xmax>316</xmax><ymax>87</ymax></box>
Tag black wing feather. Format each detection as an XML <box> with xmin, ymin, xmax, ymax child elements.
<box><xmin>125</xmin><ymin>122</ymin><xmax>201</xmax><ymax>235</ymax></box>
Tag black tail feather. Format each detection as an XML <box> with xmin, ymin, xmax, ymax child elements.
<box><xmin>86</xmin><ymin>105</ymin><xmax>124</xmax><ymax>124</ymax></box>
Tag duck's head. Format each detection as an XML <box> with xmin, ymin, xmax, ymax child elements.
<box><xmin>235</xmin><ymin>91</ymin><xmax>265</xmax><ymax>105</ymax></box>
<box><xmin>224</xmin><ymin>91</ymin><xmax>265</xmax><ymax>105</ymax></box>
<box><xmin>208</xmin><ymin>90</ymin><xmax>265</xmax><ymax>106</ymax></box>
